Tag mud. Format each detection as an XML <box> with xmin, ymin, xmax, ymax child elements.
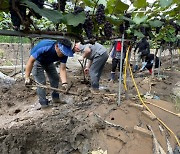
<box><xmin>0</xmin><ymin>43</ymin><xmax>180</xmax><ymax>154</ymax></box>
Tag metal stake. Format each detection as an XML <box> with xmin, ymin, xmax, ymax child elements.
<box><xmin>118</xmin><ymin>33</ymin><xmax>124</xmax><ymax>106</ymax></box>
<box><xmin>20</xmin><ymin>37</ymin><xmax>24</xmax><ymax>77</ymax></box>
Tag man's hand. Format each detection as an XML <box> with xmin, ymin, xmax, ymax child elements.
<box><xmin>62</xmin><ymin>83</ymin><xmax>68</xmax><ymax>91</ymax></box>
<box><xmin>84</xmin><ymin>67</ymin><xmax>89</xmax><ymax>75</ymax></box>
<box><xmin>78</xmin><ymin>56</ymin><xmax>84</xmax><ymax>62</ymax></box>
<box><xmin>25</xmin><ymin>77</ymin><xmax>32</xmax><ymax>86</ymax></box>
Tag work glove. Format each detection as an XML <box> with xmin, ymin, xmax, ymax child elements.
<box><xmin>25</xmin><ymin>77</ymin><xmax>32</xmax><ymax>86</ymax></box>
<box><xmin>62</xmin><ymin>83</ymin><xmax>68</xmax><ymax>91</ymax></box>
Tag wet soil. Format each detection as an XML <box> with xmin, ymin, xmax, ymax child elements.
<box><xmin>0</xmin><ymin>43</ymin><xmax>180</xmax><ymax>154</ymax></box>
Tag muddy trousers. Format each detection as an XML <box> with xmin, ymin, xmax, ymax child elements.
<box><xmin>110</xmin><ymin>58</ymin><xmax>124</xmax><ymax>81</ymax></box>
<box><xmin>89</xmin><ymin>52</ymin><xmax>108</xmax><ymax>89</ymax></box>
<box><xmin>32</xmin><ymin>61</ymin><xmax>60</xmax><ymax>106</ymax></box>
<box><xmin>111</xmin><ymin>58</ymin><xmax>124</xmax><ymax>73</ymax></box>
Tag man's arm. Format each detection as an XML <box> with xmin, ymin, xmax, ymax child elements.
<box><xmin>86</xmin><ymin>60</ymin><xmax>92</xmax><ymax>69</ymax></box>
<box><xmin>59</xmin><ymin>63</ymin><xmax>67</xmax><ymax>84</ymax></box>
<box><xmin>25</xmin><ymin>56</ymin><xmax>36</xmax><ymax>79</ymax></box>
<box><xmin>84</xmin><ymin>60</ymin><xmax>92</xmax><ymax>75</ymax></box>
<box><xmin>82</xmin><ymin>46</ymin><xmax>91</xmax><ymax>59</ymax></box>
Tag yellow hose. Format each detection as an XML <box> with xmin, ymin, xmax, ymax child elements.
<box><xmin>123</xmin><ymin>46</ymin><xmax>131</xmax><ymax>91</ymax></box>
<box><xmin>145</xmin><ymin>101</ymin><xmax>180</xmax><ymax>117</ymax></box>
<box><xmin>121</xmin><ymin>45</ymin><xmax>180</xmax><ymax>146</ymax></box>
<box><xmin>128</xmin><ymin>63</ymin><xmax>180</xmax><ymax>146</ymax></box>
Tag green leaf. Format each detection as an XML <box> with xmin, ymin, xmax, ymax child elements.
<box><xmin>133</xmin><ymin>0</ymin><xmax>147</xmax><ymax>8</ymax></box>
<box><xmin>65</xmin><ymin>12</ymin><xmax>86</xmax><ymax>27</ymax></box>
<box><xmin>0</xmin><ymin>0</ymin><xmax>9</xmax><ymax>12</ymax></box>
<box><xmin>106</xmin><ymin>15</ymin><xmax>124</xmax><ymax>25</ymax></box>
<box><xmin>134</xmin><ymin>30</ymin><xmax>144</xmax><ymax>37</ymax></box>
<box><xmin>173</xmin><ymin>0</ymin><xmax>180</xmax><ymax>4</ymax></box>
<box><xmin>107</xmin><ymin>0</ymin><xmax>129</xmax><ymax>14</ymax></box>
<box><xmin>149</xmin><ymin>20</ymin><xmax>163</xmax><ymax>27</ymax></box>
<box><xmin>0</xmin><ymin>14</ymin><xmax>3</xmax><ymax>21</ymax></box>
<box><xmin>21</xmin><ymin>0</ymin><xmax>65</xmax><ymax>24</ymax></box>
<box><xmin>83</xmin><ymin>0</ymin><xmax>96</xmax><ymax>7</ymax></box>
<box><xmin>133</xmin><ymin>16</ymin><xmax>148</xmax><ymax>25</ymax></box>
<box><xmin>159</xmin><ymin>0</ymin><xmax>173</xmax><ymax>8</ymax></box>
<box><xmin>177</xmin><ymin>20</ymin><xmax>180</xmax><ymax>26</ymax></box>
<box><xmin>98</xmin><ymin>0</ymin><xmax>107</xmax><ymax>7</ymax></box>
<box><xmin>169</xmin><ymin>28</ymin><xmax>175</xmax><ymax>34</ymax></box>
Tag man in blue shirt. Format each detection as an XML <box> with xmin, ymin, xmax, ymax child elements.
<box><xmin>25</xmin><ymin>39</ymin><xmax>74</xmax><ymax>109</ymax></box>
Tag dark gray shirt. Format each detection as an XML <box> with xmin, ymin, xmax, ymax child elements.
<box><xmin>79</xmin><ymin>43</ymin><xmax>107</xmax><ymax>60</ymax></box>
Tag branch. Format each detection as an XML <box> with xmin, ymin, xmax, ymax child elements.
<box><xmin>92</xmin><ymin>0</ymin><xmax>100</xmax><ymax>16</ymax></box>
<box><xmin>0</xmin><ymin>30</ymin><xmax>84</xmax><ymax>43</ymax></box>
<box><xmin>27</xmin><ymin>84</ymin><xmax>78</xmax><ymax>95</ymax></box>
<box><xmin>84</xmin><ymin>36</ymin><xmax>132</xmax><ymax>44</ymax></box>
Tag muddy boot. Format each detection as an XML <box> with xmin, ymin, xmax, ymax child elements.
<box><xmin>52</xmin><ymin>98</ymin><xmax>66</xmax><ymax>104</ymax></box>
<box><xmin>109</xmin><ymin>72</ymin><xmax>115</xmax><ymax>82</ymax></box>
<box><xmin>90</xmin><ymin>87</ymin><xmax>99</xmax><ymax>93</ymax></box>
<box><xmin>118</xmin><ymin>75</ymin><xmax>123</xmax><ymax>81</ymax></box>
<box><xmin>37</xmin><ymin>99</ymin><xmax>51</xmax><ymax>110</ymax></box>
<box><xmin>133</xmin><ymin>65</ymin><xmax>138</xmax><ymax>72</ymax></box>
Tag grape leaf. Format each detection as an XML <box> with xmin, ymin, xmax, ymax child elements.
<box><xmin>149</xmin><ymin>20</ymin><xmax>163</xmax><ymax>27</ymax></box>
<box><xmin>159</xmin><ymin>0</ymin><xmax>173</xmax><ymax>8</ymax></box>
<box><xmin>65</xmin><ymin>12</ymin><xmax>86</xmax><ymax>27</ymax></box>
<box><xmin>133</xmin><ymin>0</ymin><xmax>147</xmax><ymax>8</ymax></box>
<box><xmin>133</xmin><ymin>16</ymin><xmax>148</xmax><ymax>25</ymax></box>
<box><xmin>21</xmin><ymin>0</ymin><xmax>65</xmax><ymax>24</ymax></box>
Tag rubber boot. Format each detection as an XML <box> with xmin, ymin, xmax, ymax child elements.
<box><xmin>149</xmin><ymin>68</ymin><xmax>152</xmax><ymax>74</ymax></box>
<box><xmin>133</xmin><ymin>65</ymin><xmax>138</xmax><ymax>72</ymax></box>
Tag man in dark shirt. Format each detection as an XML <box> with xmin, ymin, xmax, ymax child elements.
<box><xmin>140</xmin><ymin>53</ymin><xmax>161</xmax><ymax>74</ymax></box>
<box><xmin>133</xmin><ymin>37</ymin><xmax>150</xmax><ymax>72</ymax></box>
<box><xmin>25</xmin><ymin>39</ymin><xmax>74</xmax><ymax>108</ymax></box>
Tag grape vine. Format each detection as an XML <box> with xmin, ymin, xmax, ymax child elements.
<box><xmin>95</xmin><ymin>4</ymin><xmax>106</xmax><ymax>25</ymax></box>
<box><xmin>83</xmin><ymin>12</ymin><xmax>94</xmax><ymax>39</ymax></box>
<box><xmin>104</xmin><ymin>21</ymin><xmax>113</xmax><ymax>38</ymax></box>
<box><xmin>73</xmin><ymin>6</ymin><xmax>84</xmax><ymax>15</ymax></box>
<box><xmin>59</xmin><ymin>0</ymin><xmax>67</xmax><ymax>12</ymax></box>
<box><xmin>9</xmin><ymin>0</ymin><xmax>26</xmax><ymax>30</ymax></box>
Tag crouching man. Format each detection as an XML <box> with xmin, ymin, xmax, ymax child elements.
<box><xmin>73</xmin><ymin>42</ymin><xmax>108</xmax><ymax>92</ymax></box>
<box><xmin>25</xmin><ymin>39</ymin><xmax>74</xmax><ymax>109</ymax></box>
<box><xmin>140</xmin><ymin>53</ymin><xmax>161</xmax><ymax>74</ymax></box>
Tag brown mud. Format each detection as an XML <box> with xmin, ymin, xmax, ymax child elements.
<box><xmin>0</xmin><ymin>43</ymin><xmax>179</xmax><ymax>154</ymax></box>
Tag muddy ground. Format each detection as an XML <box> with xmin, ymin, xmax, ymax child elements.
<box><xmin>0</xmin><ymin>43</ymin><xmax>180</xmax><ymax>154</ymax></box>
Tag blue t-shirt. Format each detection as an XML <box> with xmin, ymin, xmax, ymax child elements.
<box><xmin>30</xmin><ymin>39</ymin><xmax>68</xmax><ymax>65</ymax></box>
